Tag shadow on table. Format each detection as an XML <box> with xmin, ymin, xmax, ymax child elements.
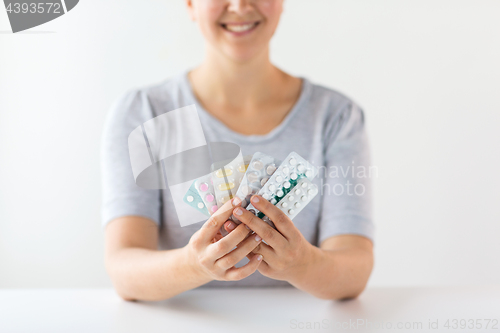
<box><xmin>326</xmin><ymin>287</ymin><xmax>417</xmax><ymax>321</ymax></box>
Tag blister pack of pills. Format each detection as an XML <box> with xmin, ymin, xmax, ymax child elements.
<box><xmin>274</xmin><ymin>178</ymin><xmax>318</xmax><ymax>221</ymax></box>
<box><xmin>234</xmin><ymin>152</ymin><xmax>280</xmax><ymax>209</ymax></box>
<box><xmin>183</xmin><ymin>181</ymin><xmax>210</xmax><ymax>217</ymax></box>
<box><xmin>211</xmin><ymin>155</ymin><xmax>253</xmax><ymax>207</ymax></box>
<box><xmin>245</xmin><ymin>151</ymin><xmax>318</xmax><ymax>225</ymax></box>
<box><xmin>195</xmin><ymin>175</ymin><xmax>218</xmax><ymax>215</ymax></box>
<box><xmin>220</xmin><ymin>152</ymin><xmax>280</xmax><ymax>236</ymax></box>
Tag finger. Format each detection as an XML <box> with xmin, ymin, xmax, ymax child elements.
<box><xmin>233</xmin><ymin>206</ymin><xmax>286</xmax><ymax>249</ymax></box>
<box><xmin>248</xmin><ymin>195</ymin><xmax>298</xmax><ymax>241</ymax></box>
<box><xmin>223</xmin><ymin>220</ymin><xmax>237</xmax><ymax>234</ymax></box>
<box><xmin>247</xmin><ymin>241</ymin><xmax>274</xmax><ymax>261</ymax></box>
<box><xmin>215</xmin><ymin>232</ymin><xmax>263</xmax><ymax>270</ymax></box>
<box><xmin>207</xmin><ymin>222</ymin><xmax>251</xmax><ymax>259</ymax></box>
<box><xmin>254</xmin><ymin>256</ymin><xmax>271</xmax><ymax>276</ymax></box>
<box><xmin>221</xmin><ymin>221</ymin><xmax>253</xmax><ymax>243</ymax></box>
<box><xmin>223</xmin><ymin>221</ymin><xmax>253</xmax><ymax>241</ymax></box>
<box><xmin>224</xmin><ymin>253</ymin><xmax>263</xmax><ymax>281</ymax></box>
<box><xmin>246</xmin><ymin>252</ymin><xmax>271</xmax><ymax>271</ymax></box>
<box><xmin>199</xmin><ymin>197</ymin><xmax>242</xmax><ymax>244</ymax></box>
<box><xmin>217</xmin><ymin>220</ymin><xmax>233</xmax><ymax>238</ymax></box>
<box><xmin>213</xmin><ymin>230</ymin><xmax>224</xmax><ymax>243</ymax></box>
<box><xmin>225</xmin><ymin>221</ymin><xmax>254</xmax><ymax>237</ymax></box>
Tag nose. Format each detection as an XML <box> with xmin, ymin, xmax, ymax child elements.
<box><xmin>227</xmin><ymin>0</ymin><xmax>254</xmax><ymax>15</ymax></box>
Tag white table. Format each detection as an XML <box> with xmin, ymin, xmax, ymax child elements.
<box><xmin>1</xmin><ymin>286</ymin><xmax>499</xmax><ymax>333</ymax></box>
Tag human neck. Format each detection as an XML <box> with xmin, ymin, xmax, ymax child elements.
<box><xmin>189</xmin><ymin>45</ymin><xmax>286</xmax><ymax>111</ymax></box>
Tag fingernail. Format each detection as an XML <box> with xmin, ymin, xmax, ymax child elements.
<box><xmin>234</xmin><ymin>208</ymin><xmax>243</xmax><ymax>216</ymax></box>
<box><xmin>255</xmin><ymin>234</ymin><xmax>262</xmax><ymax>242</ymax></box>
<box><xmin>251</xmin><ymin>196</ymin><xmax>260</xmax><ymax>203</ymax></box>
<box><xmin>256</xmin><ymin>254</ymin><xmax>263</xmax><ymax>261</ymax></box>
<box><xmin>232</xmin><ymin>197</ymin><xmax>241</xmax><ymax>206</ymax></box>
<box><xmin>226</xmin><ymin>221</ymin><xmax>235</xmax><ymax>230</ymax></box>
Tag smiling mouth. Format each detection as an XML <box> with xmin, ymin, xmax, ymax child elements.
<box><xmin>220</xmin><ymin>22</ymin><xmax>260</xmax><ymax>33</ymax></box>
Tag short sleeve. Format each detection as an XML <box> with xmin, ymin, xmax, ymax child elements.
<box><xmin>318</xmin><ymin>102</ymin><xmax>374</xmax><ymax>245</ymax></box>
<box><xmin>100</xmin><ymin>89</ymin><xmax>161</xmax><ymax>228</ymax></box>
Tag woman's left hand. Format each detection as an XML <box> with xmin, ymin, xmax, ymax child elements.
<box><xmin>227</xmin><ymin>195</ymin><xmax>318</xmax><ymax>283</ymax></box>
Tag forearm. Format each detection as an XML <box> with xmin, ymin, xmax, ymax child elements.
<box><xmin>105</xmin><ymin>246</ymin><xmax>211</xmax><ymax>301</ymax></box>
<box><xmin>288</xmin><ymin>245</ymin><xmax>373</xmax><ymax>300</ymax></box>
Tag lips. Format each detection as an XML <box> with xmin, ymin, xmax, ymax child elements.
<box><xmin>220</xmin><ymin>21</ymin><xmax>260</xmax><ymax>34</ymax></box>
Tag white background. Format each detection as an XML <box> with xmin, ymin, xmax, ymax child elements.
<box><xmin>1</xmin><ymin>0</ymin><xmax>499</xmax><ymax>288</ymax></box>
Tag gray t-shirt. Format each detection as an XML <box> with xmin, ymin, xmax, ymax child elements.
<box><xmin>101</xmin><ymin>70</ymin><xmax>374</xmax><ymax>288</ymax></box>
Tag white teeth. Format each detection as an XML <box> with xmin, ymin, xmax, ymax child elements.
<box><xmin>224</xmin><ymin>23</ymin><xmax>256</xmax><ymax>33</ymax></box>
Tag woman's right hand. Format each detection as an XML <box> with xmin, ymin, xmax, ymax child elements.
<box><xmin>185</xmin><ymin>197</ymin><xmax>264</xmax><ymax>282</ymax></box>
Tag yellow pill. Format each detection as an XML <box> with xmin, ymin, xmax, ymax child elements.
<box><xmin>218</xmin><ymin>182</ymin><xmax>235</xmax><ymax>191</ymax></box>
<box><xmin>220</xmin><ymin>194</ymin><xmax>234</xmax><ymax>204</ymax></box>
<box><xmin>238</xmin><ymin>164</ymin><xmax>249</xmax><ymax>173</ymax></box>
<box><xmin>215</xmin><ymin>168</ymin><xmax>233</xmax><ymax>178</ymax></box>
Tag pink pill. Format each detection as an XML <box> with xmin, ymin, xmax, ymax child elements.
<box><xmin>205</xmin><ymin>194</ymin><xmax>214</xmax><ymax>202</ymax></box>
<box><xmin>199</xmin><ymin>182</ymin><xmax>209</xmax><ymax>192</ymax></box>
<box><xmin>211</xmin><ymin>205</ymin><xmax>218</xmax><ymax>213</ymax></box>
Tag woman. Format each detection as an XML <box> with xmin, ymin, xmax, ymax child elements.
<box><xmin>102</xmin><ymin>0</ymin><xmax>374</xmax><ymax>301</ymax></box>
